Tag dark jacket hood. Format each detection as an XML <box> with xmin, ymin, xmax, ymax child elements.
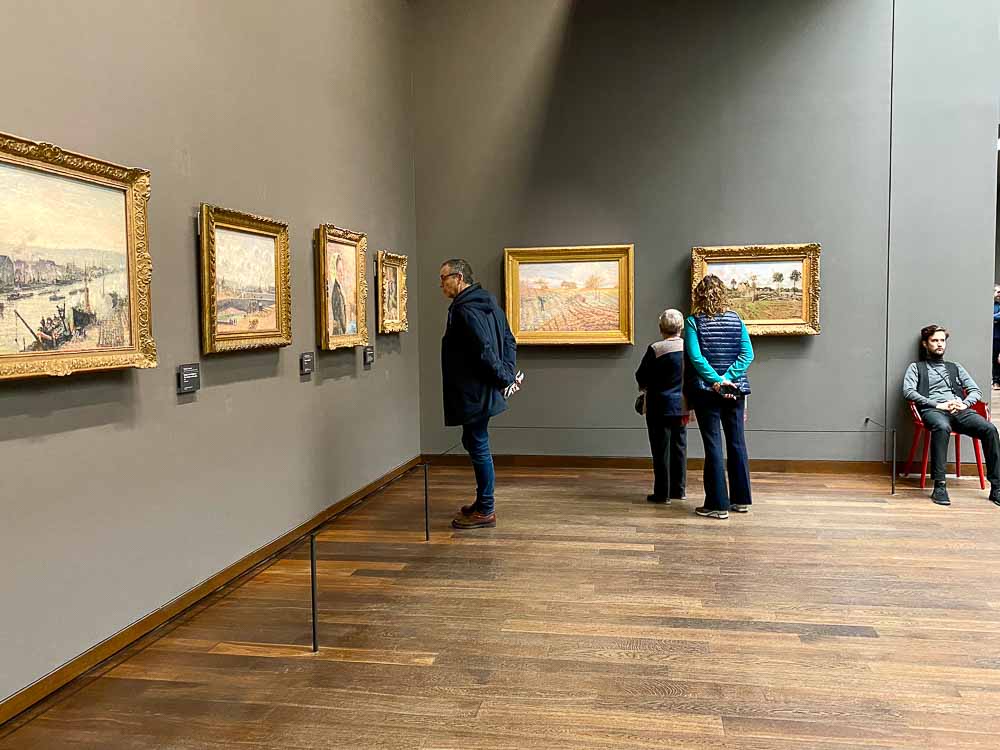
<box><xmin>450</xmin><ymin>284</ymin><xmax>496</xmax><ymax>313</ymax></box>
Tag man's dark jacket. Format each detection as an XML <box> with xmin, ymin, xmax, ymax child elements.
<box><xmin>442</xmin><ymin>284</ymin><xmax>517</xmax><ymax>426</ymax></box>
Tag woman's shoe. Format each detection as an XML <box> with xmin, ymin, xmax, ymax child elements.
<box><xmin>695</xmin><ymin>506</ymin><xmax>729</xmax><ymax>519</ymax></box>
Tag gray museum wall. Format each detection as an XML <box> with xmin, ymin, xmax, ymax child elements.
<box><xmin>0</xmin><ymin>1</ymin><xmax>419</xmax><ymax>704</ymax></box>
<box><xmin>414</xmin><ymin>0</ymin><xmax>999</xmax><ymax>461</ymax></box>
<box><xmin>888</xmin><ymin>0</ymin><xmax>999</xmax><ymax>457</ymax></box>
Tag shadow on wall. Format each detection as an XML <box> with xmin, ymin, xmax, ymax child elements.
<box><xmin>0</xmin><ymin>369</ymin><xmax>138</xmax><ymax>441</ymax></box>
<box><xmin>200</xmin><ymin>349</ymin><xmax>281</xmax><ymax>387</ymax></box>
<box><xmin>315</xmin><ymin>347</ymin><xmax>357</xmax><ymax>383</ymax></box>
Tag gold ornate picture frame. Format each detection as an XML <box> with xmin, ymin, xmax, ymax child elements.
<box><xmin>504</xmin><ymin>244</ymin><xmax>634</xmax><ymax>345</ymax></box>
<box><xmin>315</xmin><ymin>224</ymin><xmax>368</xmax><ymax>350</ymax></box>
<box><xmin>376</xmin><ymin>250</ymin><xmax>408</xmax><ymax>334</ymax></box>
<box><xmin>199</xmin><ymin>203</ymin><xmax>291</xmax><ymax>354</ymax></box>
<box><xmin>0</xmin><ymin>131</ymin><xmax>157</xmax><ymax>381</ymax></box>
<box><xmin>691</xmin><ymin>243</ymin><xmax>821</xmax><ymax>336</ymax></box>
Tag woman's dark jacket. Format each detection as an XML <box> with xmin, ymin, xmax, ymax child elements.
<box><xmin>635</xmin><ymin>338</ymin><xmax>686</xmax><ymax>418</ymax></box>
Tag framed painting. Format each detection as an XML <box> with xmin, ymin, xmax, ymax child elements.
<box><xmin>0</xmin><ymin>131</ymin><xmax>157</xmax><ymax>380</ymax></box>
<box><xmin>315</xmin><ymin>224</ymin><xmax>368</xmax><ymax>350</ymax></box>
<box><xmin>198</xmin><ymin>204</ymin><xmax>291</xmax><ymax>354</ymax></box>
<box><xmin>376</xmin><ymin>250</ymin><xmax>408</xmax><ymax>334</ymax></box>
<box><xmin>504</xmin><ymin>244</ymin><xmax>634</xmax><ymax>345</ymax></box>
<box><xmin>691</xmin><ymin>243</ymin><xmax>820</xmax><ymax>335</ymax></box>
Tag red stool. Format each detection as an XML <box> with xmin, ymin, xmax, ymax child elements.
<box><xmin>902</xmin><ymin>401</ymin><xmax>988</xmax><ymax>489</ymax></box>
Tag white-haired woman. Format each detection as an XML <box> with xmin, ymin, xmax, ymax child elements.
<box><xmin>635</xmin><ymin>309</ymin><xmax>687</xmax><ymax>503</ymax></box>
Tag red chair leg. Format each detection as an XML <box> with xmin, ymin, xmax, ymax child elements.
<box><xmin>920</xmin><ymin>431</ymin><xmax>931</xmax><ymax>489</ymax></box>
<box><xmin>955</xmin><ymin>435</ymin><xmax>961</xmax><ymax>478</ymax></box>
<box><xmin>974</xmin><ymin>438</ymin><xmax>986</xmax><ymax>490</ymax></box>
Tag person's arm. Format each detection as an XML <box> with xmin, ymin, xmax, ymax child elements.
<box><xmin>683</xmin><ymin>316</ymin><xmax>722</xmax><ymax>385</ymax></box>
<box><xmin>635</xmin><ymin>346</ymin><xmax>654</xmax><ymax>390</ymax></box>
<box><xmin>993</xmin><ymin>305</ymin><xmax>1000</xmax><ymax>321</ymax></box>
<box><xmin>723</xmin><ymin>321</ymin><xmax>755</xmax><ymax>382</ymax></box>
<box><xmin>956</xmin><ymin>363</ymin><xmax>982</xmax><ymax>407</ymax></box>
<box><xmin>902</xmin><ymin>363</ymin><xmax>936</xmax><ymax>409</ymax></box>
<box><xmin>459</xmin><ymin>307</ymin><xmax>512</xmax><ymax>388</ymax></box>
<box><xmin>501</xmin><ymin>316</ymin><xmax>517</xmax><ymax>378</ymax></box>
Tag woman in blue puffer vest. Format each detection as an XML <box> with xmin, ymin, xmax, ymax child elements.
<box><xmin>684</xmin><ymin>274</ymin><xmax>754</xmax><ymax>520</ymax></box>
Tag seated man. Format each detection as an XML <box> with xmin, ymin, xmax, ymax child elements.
<box><xmin>903</xmin><ymin>324</ymin><xmax>1000</xmax><ymax>506</ymax></box>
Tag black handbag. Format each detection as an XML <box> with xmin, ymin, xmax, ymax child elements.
<box><xmin>634</xmin><ymin>392</ymin><xmax>645</xmax><ymax>415</ymax></box>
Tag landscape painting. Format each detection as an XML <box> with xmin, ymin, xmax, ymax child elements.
<box><xmin>376</xmin><ymin>249</ymin><xmax>408</xmax><ymax>334</ymax></box>
<box><xmin>691</xmin><ymin>243</ymin><xmax>821</xmax><ymax>336</ymax></box>
<box><xmin>504</xmin><ymin>245</ymin><xmax>634</xmax><ymax>345</ymax></box>
<box><xmin>214</xmin><ymin>227</ymin><xmax>278</xmax><ymax>335</ymax></box>
<box><xmin>199</xmin><ymin>204</ymin><xmax>291</xmax><ymax>354</ymax></box>
<box><xmin>316</xmin><ymin>224</ymin><xmax>368</xmax><ymax>350</ymax></box>
<box><xmin>518</xmin><ymin>261</ymin><xmax>620</xmax><ymax>332</ymax></box>
<box><xmin>706</xmin><ymin>259</ymin><xmax>805</xmax><ymax>321</ymax></box>
<box><xmin>0</xmin><ymin>131</ymin><xmax>156</xmax><ymax>380</ymax></box>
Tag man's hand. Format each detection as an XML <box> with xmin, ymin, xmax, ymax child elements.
<box><xmin>503</xmin><ymin>370</ymin><xmax>525</xmax><ymax>399</ymax></box>
<box><xmin>937</xmin><ymin>400</ymin><xmax>966</xmax><ymax>413</ymax></box>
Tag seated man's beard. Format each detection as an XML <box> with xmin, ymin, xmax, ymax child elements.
<box><xmin>927</xmin><ymin>349</ymin><xmax>945</xmax><ymax>362</ymax></box>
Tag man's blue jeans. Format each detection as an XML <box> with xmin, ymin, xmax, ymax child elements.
<box><xmin>462</xmin><ymin>416</ymin><xmax>495</xmax><ymax>515</ymax></box>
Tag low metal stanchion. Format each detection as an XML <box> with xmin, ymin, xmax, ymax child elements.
<box><xmin>891</xmin><ymin>429</ymin><xmax>897</xmax><ymax>495</ymax></box>
<box><xmin>423</xmin><ymin>462</ymin><xmax>430</xmax><ymax>542</ymax></box>
<box><xmin>310</xmin><ymin>533</ymin><xmax>319</xmax><ymax>653</ymax></box>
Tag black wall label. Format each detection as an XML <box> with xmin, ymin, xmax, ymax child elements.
<box><xmin>300</xmin><ymin>352</ymin><xmax>315</xmax><ymax>375</ymax></box>
<box><xmin>177</xmin><ymin>363</ymin><xmax>201</xmax><ymax>394</ymax></box>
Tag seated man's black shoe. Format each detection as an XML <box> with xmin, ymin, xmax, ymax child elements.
<box><xmin>989</xmin><ymin>486</ymin><xmax>1000</xmax><ymax>507</ymax></box>
<box><xmin>930</xmin><ymin>483</ymin><xmax>951</xmax><ymax>506</ymax></box>
<box><xmin>647</xmin><ymin>494</ymin><xmax>669</xmax><ymax>504</ymax></box>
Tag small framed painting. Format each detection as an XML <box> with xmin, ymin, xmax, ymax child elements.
<box><xmin>691</xmin><ymin>243</ymin><xmax>821</xmax><ymax>336</ymax></box>
<box><xmin>316</xmin><ymin>224</ymin><xmax>368</xmax><ymax>350</ymax></box>
<box><xmin>504</xmin><ymin>244</ymin><xmax>634</xmax><ymax>345</ymax></box>
<box><xmin>376</xmin><ymin>250</ymin><xmax>408</xmax><ymax>334</ymax></box>
<box><xmin>199</xmin><ymin>204</ymin><xmax>291</xmax><ymax>354</ymax></box>
<box><xmin>0</xmin><ymin>130</ymin><xmax>157</xmax><ymax>380</ymax></box>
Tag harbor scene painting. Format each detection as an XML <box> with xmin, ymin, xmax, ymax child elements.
<box><xmin>214</xmin><ymin>227</ymin><xmax>278</xmax><ymax>335</ymax></box>
<box><xmin>0</xmin><ymin>161</ymin><xmax>131</xmax><ymax>356</ymax></box>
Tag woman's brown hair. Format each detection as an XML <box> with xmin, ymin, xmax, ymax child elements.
<box><xmin>692</xmin><ymin>274</ymin><xmax>728</xmax><ymax>317</ymax></box>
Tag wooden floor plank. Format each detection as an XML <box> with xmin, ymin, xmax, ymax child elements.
<box><xmin>4</xmin><ymin>466</ymin><xmax>1000</xmax><ymax>748</ymax></box>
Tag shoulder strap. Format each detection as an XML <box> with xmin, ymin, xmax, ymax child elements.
<box><xmin>917</xmin><ymin>362</ymin><xmax>929</xmax><ymax>398</ymax></box>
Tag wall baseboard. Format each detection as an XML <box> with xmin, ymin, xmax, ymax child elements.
<box><xmin>423</xmin><ymin>453</ymin><xmax>898</xmax><ymax>475</ymax></box>
<box><xmin>0</xmin><ymin>455</ymin><xmax>423</xmax><ymax>727</ymax></box>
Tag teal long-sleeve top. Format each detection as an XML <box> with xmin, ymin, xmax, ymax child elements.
<box><xmin>683</xmin><ymin>315</ymin><xmax>754</xmax><ymax>385</ymax></box>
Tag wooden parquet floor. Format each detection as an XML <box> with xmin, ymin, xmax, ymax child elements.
<box><xmin>4</xmin><ymin>466</ymin><xmax>1000</xmax><ymax>749</ymax></box>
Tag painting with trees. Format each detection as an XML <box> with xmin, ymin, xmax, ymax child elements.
<box><xmin>504</xmin><ymin>245</ymin><xmax>634</xmax><ymax>345</ymax></box>
<box><xmin>691</xmin><ymin>244</ymin><xmax>821</xmax><ymax>336</ymax></box>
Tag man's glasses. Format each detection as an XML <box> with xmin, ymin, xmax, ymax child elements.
<box><xmin>440</xmin><ymin>273</ymin><xmax>460</xmax><ymax>282</ymax></box>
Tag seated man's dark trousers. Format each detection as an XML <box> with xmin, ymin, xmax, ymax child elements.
<box><xmin>921</xmin><ymin>408</ymin><xmax>1000</xmax><ymax>485</ymax></box>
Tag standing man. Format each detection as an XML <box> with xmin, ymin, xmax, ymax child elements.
<box><xmin>440</xmin><ymin>258</ymin><xmax>522</xmax><ymax>529</ymax></box>
<box><xmin>993</xmin><ymin>285</ymin><xmax>1000</xmax><ymax>388</ymax></box>
<box><xmin>903</xmin><ymin>324</ymin><xmax>1000</xmax><ymax>506</ymax></box>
